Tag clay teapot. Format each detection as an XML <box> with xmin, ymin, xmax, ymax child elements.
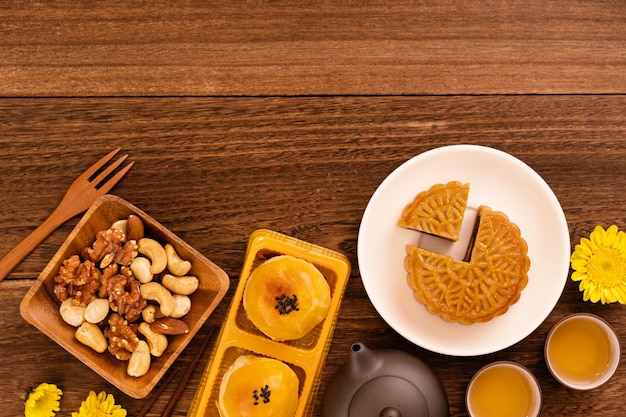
<box><xmin>321</xmin><ymin>342</ymin><xmax>448</xmax><ymax>417</ymax></box>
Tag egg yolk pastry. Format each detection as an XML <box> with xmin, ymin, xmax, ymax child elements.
<box><xmin>218</xmin><ymin>355</ymin><xmax>300</xmax><ymax>417</ymax></box>
<box><xmin>243</xmin><ymin>255</ymin><xmax>331</xmax><ymax>341</ymax></box>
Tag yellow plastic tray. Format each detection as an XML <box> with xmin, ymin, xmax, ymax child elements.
<box><xmin>187</xmin><ymin>229</ymin><xmax>351</xmax><ymax>417</ymax></box>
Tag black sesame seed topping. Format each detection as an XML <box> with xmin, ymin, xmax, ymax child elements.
<box><xmin>252</xmin><ymin>384</ymin><xmax>271</xmax><ymax>405</ymax></box>
<box><xmin>274</xmin><ymin>293</ymin><xmax>299</xmax><ymax>315</ymax></box>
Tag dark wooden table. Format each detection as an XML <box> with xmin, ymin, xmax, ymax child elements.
<box><xmin>2</xmin><ymin>2</ymin><xmax>626</xmax><ymax>416</ymax></box>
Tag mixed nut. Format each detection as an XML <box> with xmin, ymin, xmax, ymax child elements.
<box><xmin>52</xmin><ymin>214</ymin><xmax>198</xmax><ymax>377</ymax></box>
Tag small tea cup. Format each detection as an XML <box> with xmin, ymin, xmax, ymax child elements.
<box><xmin>544</xmin><ymin>313</ymin><xmax>620</xmax><ymax>390</ymax></box>
<box><xmin>466</xmin><ymin>361</ymin><xmax>541</xmax><ymax>417</ymax></box>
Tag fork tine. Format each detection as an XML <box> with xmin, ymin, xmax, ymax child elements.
<box><xmin>96</xmin><ymin>161</ymin><xmax>135</xmax><ymax>194</ymax></box>
<box><xmin>91</xmin><ymin>154</ymin><xmax>129</xmax><ymax>186</ymax></box>
<box><xmin>80</xmin><ymin>147</ymin><xmax>122</xmax><ymax>181</ymax></box>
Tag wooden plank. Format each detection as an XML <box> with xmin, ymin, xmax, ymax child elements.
<box><xmin>1</xmin><ymin>1</ymin><xmax>626</xmax><ymax>96</ymax></box>
<box><xmin>3</xmin><ymin>253</ymin><xmax>626</xmax><ymax>416</ymax></box>
<box><xmin>1</xmin><ymin>95</ymin><xmax>626</xmax><ymax>280</ymax></box>
<box><xmin>2</xmin><ymin>96</ymin><xmax>626</xmax><ymax>416</ymax></box>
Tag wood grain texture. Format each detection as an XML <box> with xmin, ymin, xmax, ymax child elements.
<box><xmin>0</xmin><ymin>148</ymin><xmax>134</xmax><ymax>282</ymax></box>
<box><xmin>1</xmin><ymin>96</ymin><xmax>626</xmax><ymax>416</ymax></box>
<box><xmin>2</xmin><ymin>1</ymin><xmax>626</xmax><ymax>96</ymax></box>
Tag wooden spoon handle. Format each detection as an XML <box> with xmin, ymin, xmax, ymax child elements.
<box><xmin>0</xmin><ymin>210</ymin><xmax>66</xmax><ymax>282</ymax></box>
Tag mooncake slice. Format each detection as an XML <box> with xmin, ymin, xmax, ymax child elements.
<box><xmin>405</xmin><ymin>205</ymin><xmax>530</xmax><ymax>325</ymax></box>
<box><xmin>398</xmin><ymin>181</ymin><xmax>470</xmax><ymax>241</ymax></box>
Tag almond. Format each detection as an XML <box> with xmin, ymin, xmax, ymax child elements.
<box><xmin>126</xmin><ymin>214</ymin><xmax>145</xmax><ymax>242</ymax></box>
<box><xmin>150</xmin><ymin>317</ymin><xmax>190</xmax><ymax>335</ymax></box>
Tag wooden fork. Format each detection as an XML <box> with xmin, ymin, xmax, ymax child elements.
<box><xmin>0</xmin><ymin>148</ymin><xmax>134</xmax><ymax>282</ymax></box>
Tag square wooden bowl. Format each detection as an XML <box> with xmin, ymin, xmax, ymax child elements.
<box><xmin>20</xmin><ymin>194</ymin><xmax>230</xmax><ymax>399</ymax></box>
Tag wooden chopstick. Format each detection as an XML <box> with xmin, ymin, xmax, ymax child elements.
<box><xmin>161</xmin><ymin>327</ymin><xmax>215</xmax><ymax>417</ymax></box>
<box><xmin>137</xmin><ymin>327</ymin><xmax>215</xmax><ymax>417</ymax></box>
<box><xmin>136</xmin><ymin>367</ymin><xmax>179</xmax><ymax>417</ymax></box>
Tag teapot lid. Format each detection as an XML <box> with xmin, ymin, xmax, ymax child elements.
<box><xmin>321</xmin><ymin>343</ymin><xmax>448</xmax><ymax>417</ymax></box>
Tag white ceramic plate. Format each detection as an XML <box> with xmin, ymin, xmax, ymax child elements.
<box><xmin>358</xmin><ymin>145</ymin><xmax>570</xmax><ymax>356</ymax></box>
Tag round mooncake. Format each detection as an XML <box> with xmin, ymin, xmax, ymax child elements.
<box><xmin>405</xmin><ymin>205</ymin><xmax>530</xmax><ymax>325</ymax></box>
<box><xmin>243</xmin><ymin>255</ymin><xmax>331</xmax><ymax>341</ymax></box>
<box><xmin>218</xmin><ymin>355</ymin><xmax>300</xmax><ymax>417</ymax></box>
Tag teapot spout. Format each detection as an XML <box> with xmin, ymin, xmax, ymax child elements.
<box><xmin>346</xmin><ymin>342</ymin><xmax>379</xmax><ymax>380</ymax></box>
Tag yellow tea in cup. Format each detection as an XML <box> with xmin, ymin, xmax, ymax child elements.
<box><xmin>545</xmin><ymin>313</ymin><xmax>620</xmax><ymax>390</ymax></box>
<box><xmin>466</xmin><ymin>362</ymin><xmax>541</xmax><ymax>417</ymax></box>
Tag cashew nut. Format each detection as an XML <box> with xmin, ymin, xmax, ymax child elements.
<box><xmin>162</xmin><ymin>274</ymin><xmax>199</xmax><ymax>296</ymax></box>
<box><xmin>137</xmin><ymin>238</ymin><xmax>167</xmax><ymax>274</ymax></box>
<box><xmin>130</xmin><ymin>256</ymin><xmax>154</xmax><ymax>284</ymax></box>
<box><xmin>165</xmin><ymin>243</ymin><xmax>192</xmax><ymax>276</ymax></box>
<box><xmin>138</xmin><ymin>322</ymin><xmax>168</xmax><ymax>357</ymax></box>
<box><xmin>127</xmin><ymin>340</ymin><xmax>151</xmax><ymax>377</ymax></box>
<box><xmin>84</xmin><ymin>298</ymin><xmax>110</xmax><ymax>324</ymax></box>
<box><xmin>140</xmin><ymin>282</ymin><xmax>175</xmax><ymax>316</ymax></box>
<box><xmin>60</xmin><ymin>298</ymin><xmax>86</xmax><ymax>327</ymax></box>
<box><xmin>75</xmin><ymin>322</ymin><xmax>107</xmax><ymax>353</ymax></box>
<box><xmin>171</xmin><ymin>294</ymin><xmax>192</xmax><ymax>318</ymax></box>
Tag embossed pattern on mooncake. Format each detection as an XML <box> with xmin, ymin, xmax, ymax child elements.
<box><xmin>405</xmin><ymin>206</ymin><xmax>530</xmax><ymax>325</ymax></box>
<box><xmin>398</xmin><ymin>181</ymin><xmax>470</xmax><ymax>241</ymax></box>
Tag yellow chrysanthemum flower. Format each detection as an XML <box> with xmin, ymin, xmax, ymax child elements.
<box><xmin>23</xmin><ymin>383</ymin><xmax>63</xmax><ymax>417</ymax></box>
<box><xmin>71</xmin><ymin>391</ymin><xmax>127</xmax><ymax>417</ymax></box>
<box><xmin>571</xmin><ymin>225</ymin><xmax>626</xmax><ymax>304</ymax></box>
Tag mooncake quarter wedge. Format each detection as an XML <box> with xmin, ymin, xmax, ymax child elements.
<box><xmin>405</xmin><ymin>205</ymin><xmax>530</xmax><ymax>325</ymax></box>
<box><xmin>398</xmin><ymin>181</ymin><xmax>470</xmax><ymax>241</ymax></box>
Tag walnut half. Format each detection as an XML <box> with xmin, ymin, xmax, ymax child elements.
<box><xmin>105</xmin><ymin>313</ymin><xmax>139</xmax><ymax>361</ymax></box>
<box><xmin>85</xmin><ymin>228</ymin><xmax>138</xmax><ymax>268</ymax></box>
<box><xmin>105</xmin><ymin>273</ymin><xmax>146</xmax><ymax>323</ymax></box>
<box><xmin>53</xmin><ymin>255</ymin><xmax>101</xmax><ymax>306</ymax></box>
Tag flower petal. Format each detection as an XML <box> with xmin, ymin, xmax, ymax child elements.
<box><xmin>590</xmin><ymin>226</ymin><xmax>606</xmax><ymax>248</ymax></box>
<box><xmin>575</xmin><ymin>238</ymin><xmax>595</xmax><ymax>257</ymax></box>
<box><xmin>570</xmin><ymin>225</ymin><xmax>626</xmax><ymax>303</ymax></box>
<box><xmin>72</xmin><ymin>390</ymin><xmax>126</xmax><ymax>417</ymax></box>
<box><xmin>617</xmin><ymin>285</ymin><xmax>626</xmax><ymax>304</ymax></box>
<box><xmin>24</xmin><ymin>383</ymin><xmax>62</xmax><ymax>417</ymax></box>
<box><xmin>570</xmin><ymin>259</ymin><xmax>588</xmax><ymax>272</ymax></box>
<box><xmin>588</xmin><ymin>286</ymin><xmax>602</xmax><ymax>303</ymax></box>
<box><xmin>603</xmin><ymin>287</ymin><xmax>618</xmax><ymax>304</ymax></box>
